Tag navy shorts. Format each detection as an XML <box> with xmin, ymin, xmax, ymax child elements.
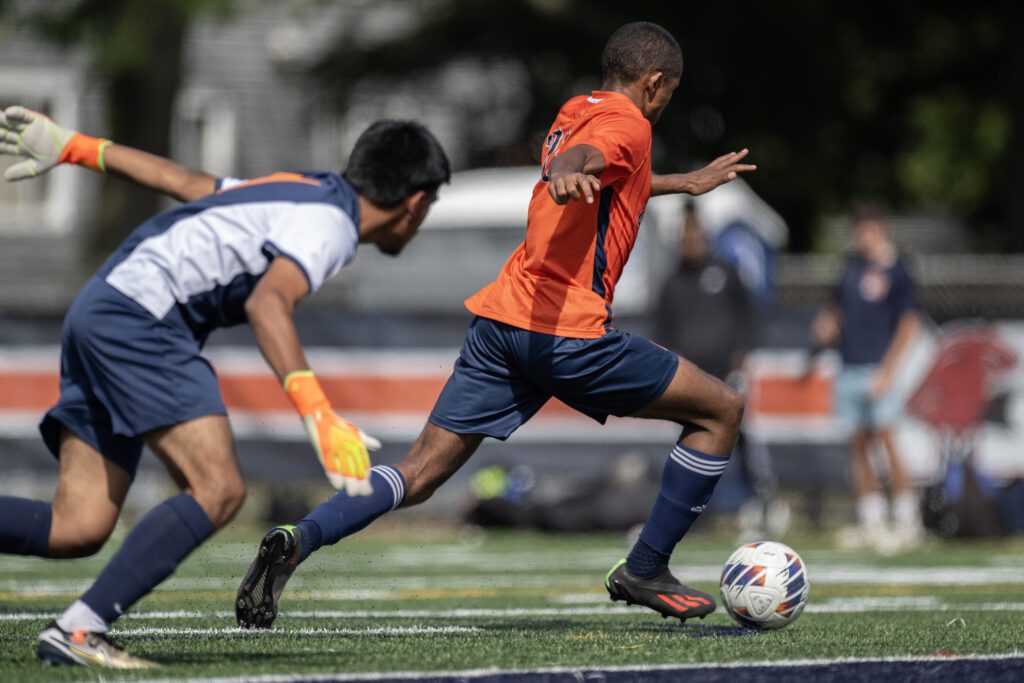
<box><xmin>429</xmin><ymin>317</ymin><xmax>679</xmax><ymax>439</ymax></box>
<box><xmin>39</xmin><ymin>277</ymin><xmax>227</xmax><ymax>477</ymax></box>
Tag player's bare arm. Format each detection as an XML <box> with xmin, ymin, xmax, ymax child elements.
<box><xmin>245</xmin><ymin>257</ymin><xmax>380</xmax><ymax>495</ymax></box>
<box><xmin>244</xmin><ymin>257</ymin><xmax>314</xmax><ymax>384</ymax></box>
<box><xmin>0</xmin><ymin>105</ymin><xmax>215</xmax><ymax>202</ymax></box>
<box><xmin>547</xmin><ymin>144</ymin><xmax>606</xmax><ymax>205</ymax></box>
<box><xmin>651</xmin><ymin>149</ymin><xmax>757</xmax><ymax>197</ymax></box>
<box><xmin>100</xmin><ymin>144</ymin><xmax>216</xmax><ymax>202</ymax></box>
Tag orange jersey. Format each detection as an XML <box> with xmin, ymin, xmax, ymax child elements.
<box><xmin>465</xmin><ymin>91</ymin><xmax>652</xmax><ymax>338</ymax></box>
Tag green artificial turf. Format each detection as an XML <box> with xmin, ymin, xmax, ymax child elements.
<box><xmin>1</xmin><ymin>525</ymin><xmax>1022</xmax><ymax>681</ymax></box>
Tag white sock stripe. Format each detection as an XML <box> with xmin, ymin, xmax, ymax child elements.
<box><xmin>671</xmin><ymin>459</ymin><xmax>723</xmax><ymax>477</ymax></box>
<box><xmin>674</xmin><ymin>456</ymin><xmax>727</xmax><ymax>476</ymax></box>
<box><xmin>381</xmin><ymin>466</ymin><xmax>406</xmax><ymax>500</ymax></box>
<box><xmin>372</xmin><ymin>466</ymin><xmax>405</xmax><ymax>509</ymax></box>
<box><xmin>371</xmin><ymin>467</ymin><xmax>400</xmax><ymax>506</ymax></box>
<box><xmin>670</xmin><ymin>449</ymin><xmax>728</xmax><ymax>476</ymax></box>
<box><xmin>672</xmin><ymin>446</ymin><xmax>728</xmax><ymax>466</ymax></box>
<box><xmin>671</xmin><ymin>447</ymin><xmax>728</xmax><ymax>469</ymax></box>
<box><xmin>377</xmin><ymin>467</ymin><xmax>401</xmax><ymax>501</ymax></box>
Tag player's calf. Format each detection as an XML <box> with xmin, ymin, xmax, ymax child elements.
<box><xmin>47</xmin><ymin>515</ymin><xmax>115</xmax><ymax>559</ymax></box>
<box><xmin>632</xmin><ymin>357</ymin><xmax>744</xmax><ymax>455</ymax></box>
<box><xmin>48</xmin><ymin>497</ymin><xmax>121</xmax><ymax>559</ymax></box>
<box><xmin>716</xmin><ymin>384</ymin><xmax>745</xmax><ymax>448</ymax></box>
<box><xmin>397</xmin><ymin>424</ymin><xmax>484</xmax><ymax>506</ymax></box>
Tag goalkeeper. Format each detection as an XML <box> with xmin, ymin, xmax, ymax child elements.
<box><xmin>0</xmin><ymin>106</ymin><xmax>449</xmax><ymax>669</ymax></box>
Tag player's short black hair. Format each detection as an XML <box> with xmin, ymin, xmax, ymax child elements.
<box><xmin>601</xmin><ymin>22</ymin><xmax>683</xmax><ymax>86</ymax></box>
<box><xmin>343</xmin><ymin>120</ymin><xmax>451</xmax><ymax>207</ymax></box>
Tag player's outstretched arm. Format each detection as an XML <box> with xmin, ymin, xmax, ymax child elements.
<box><xmin>547</xmin><ymin>144</ymin><xmax>606</xmax><ymax>205</ymax></box>
<box><xmin>245</xmin><ymin>258</ymin><xmax>380</xmax><ymax>496</ymax></box>
<box><xmin>651</xmin><ymin>149</ymin><xmax>757</xmax><ymax>197</ymax></box>
<box><xmin>0</xmin><ymin>105</ymin><xmax>215</xmax><ymax>202</ymax></box>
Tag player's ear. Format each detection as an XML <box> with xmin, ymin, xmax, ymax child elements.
<box><xmin>403</xmin><ymin>189</ymin><xmax>428</xmax><ymax>216</ymax></box>
<box><xmin>645</xmin><ymin>70</ymin><xmax>665</xmax><ymax>97</ymax></box>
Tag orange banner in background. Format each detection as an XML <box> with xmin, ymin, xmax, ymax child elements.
<box><xmin>0</xmin><ymin>362</ymin><xmax>817</xmax><ymax>421</ymax></box>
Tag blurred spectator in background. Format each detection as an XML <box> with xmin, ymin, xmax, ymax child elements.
<box><xmin>654</xmin><ymin>202</ymin><xmax>787</xmax><ymax>540</ymax></box>
<box><xmin>655</xmin><ymin>201</ymin><xmax>755</xmax><ymax>380</ymax></box>
<box><xmin>812</xmin><ymin>202</ymin><xmax>923</xmax><ymax>551</ymax></box>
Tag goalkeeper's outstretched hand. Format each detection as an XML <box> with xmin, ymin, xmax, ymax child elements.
<box><xmin>0</xmin><ymin>106</ymin><xmax>74</xmax><ymax>181</ymax></box>
<box><xmin>0</xmin><ymin>106</ymin><xmax>109</xmax><ymax>181</ymax></box>
<box><xmin>284</xmin><ymin>370</ymin><xmax>380</xmax><ymax>495</ymax></box>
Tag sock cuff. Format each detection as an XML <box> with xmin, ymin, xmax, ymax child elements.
<box><xmin>372</xmin><ymin>466</ymin><xmax>406</xmax><ymax>510</ymax></box>
<box><xmin>670</xmin><ymin>446</ymin><xmax>729</xmax><ymax>478</ymax></box>
<box><xmin>165</xmin><ymin>493</ymin><xmax>215</xmax><ymax>543</ymax></box>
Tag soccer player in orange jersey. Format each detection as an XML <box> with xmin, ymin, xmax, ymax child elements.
<box><xmin>236</xmin><ymin>21</ymin><xmax>758</xmax><ymax>627</ymax></box>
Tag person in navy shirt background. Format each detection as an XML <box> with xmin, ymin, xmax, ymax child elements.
<box><xmin>812</xmin><ymin>202</ymin><xmax>923</xmax><ymax>552</ymax></box>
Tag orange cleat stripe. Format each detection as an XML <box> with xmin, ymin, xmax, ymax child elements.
<box><xmin>673</xmin><ymin>594</ymin><xmax>701</xmax><ymax>608</ymax></box>
<box><xmin>656</xmin><ymin>594</ymin><xmax>685</xmax><ymax>611</ymax></box>
<box><xmin>658</xmin><ymin>593</ymin><xmax>701</xmax><ymax>610</ymax></box>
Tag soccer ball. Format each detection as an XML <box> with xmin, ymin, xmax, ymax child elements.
<box><xmin>719</xmin><ymin>541</ymin><xmax>809</xmax><ymax>629</ymax></box>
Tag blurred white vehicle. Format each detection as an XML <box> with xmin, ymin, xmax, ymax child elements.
<box><xmin>340</xmin><ymin>166</ymin><xmax>787</xmax><ymax>314</ymax></box>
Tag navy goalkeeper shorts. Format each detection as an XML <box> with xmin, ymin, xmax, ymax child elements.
<box><xmin>429</xmin><ymin>316</ymin><xmax>679</xmax><ymax>439</ymax></box>
<box><xmin>39</xmin><ymin>277</ymin><xmax>227</xmax><ymax>477</ymax></box>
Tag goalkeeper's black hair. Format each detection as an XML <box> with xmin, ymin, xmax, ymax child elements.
<box><xmin>601</xmin><ymin>22</ymin><xmax>683</xmax><ymax>86</ymax></box>
<box><xmin>344</xmin><ymin>120</ymin><xmax>451</xmax><ymax>207</ymax></box>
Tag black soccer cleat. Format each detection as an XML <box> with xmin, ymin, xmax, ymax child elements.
<box><xmin>236</xmin><ymin>525</ymin><xmax>302</xmax><ymax>629</ymax></box>
<box><xmin>605</xmin><ymin>558</ymin><xmax>716</xmax><ymax>623</ymax></box>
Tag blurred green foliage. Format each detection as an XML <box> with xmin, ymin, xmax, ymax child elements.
<box><xmin>313</xmin><ymin>0</ymin><xmax>1024</xmax><ymax>251</ymax></box>
<box><xmin>1</xmin><ymin>1</ymin><xmax>1020</xmax><ymax>251</ymax></box>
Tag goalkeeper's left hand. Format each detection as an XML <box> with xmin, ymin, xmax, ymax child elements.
<box><xmin>0</xmin><ymin>106</ymin><xmax>109</xmax><ymax>181</ymax></box>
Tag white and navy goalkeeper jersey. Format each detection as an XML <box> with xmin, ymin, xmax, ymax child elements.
<box><xmin>97</xmin><ymin>171</ymin><xmax>359</xmax><ymax>340</ymax></box>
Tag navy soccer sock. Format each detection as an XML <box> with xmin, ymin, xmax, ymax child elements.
<box><xmin>297</xmin><ymin>465</ymin><xmax>405</xmax><ymax>562</ymax></box>
<box><xmin>79</xmin><ymin>493</ymin><xmax>214</xmax><ymax>625</ymax></box>
<box><xmin>627</xmin><ymin>445</ymin><xmax>729</xmax><ymax>579</ymax></box>
<box><xmin>0</xmin><ymin>497</ymin><xmax>51</xmax><ymax>557</ymax></box>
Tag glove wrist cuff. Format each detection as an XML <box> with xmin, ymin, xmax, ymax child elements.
<box><xmin>284</xmin><ymin>370</ymin><xmax>330</xmax><ymax>416</ymax></box>
<box><xmin>59</xmin><ymin>132</ymin><xmax>111</xmax><ymax>173</ymax></box>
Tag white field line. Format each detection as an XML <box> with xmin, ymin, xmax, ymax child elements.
<box><xmin>0</xmin><ymin>573</ymin><xmax>608</xmax><ymax>594</ymax></box>
<box><xmin>4</xmin><ymin>598</ymin><xmax>1024</xmax><ymax>622</ymax></box>
<box><xmin>111</xmin><ymin>626</ymin><xmax>479</xmax><ymax>637</ymax></box>
<box><xmin>135</xmin><ymin>652</ymin><xmax>1024</xmax><ymax>683</ymax></box>
<box><xmin>4</xmin><ymin>563</ymin><xmax>1024</xmax><ymax>593</ymax></box>
<box><xmin>552</xmin><ymin>595</ymin><xmax>952</xmax><ymax>612</ymax></box>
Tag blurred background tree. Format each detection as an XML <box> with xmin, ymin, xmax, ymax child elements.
<box><xmin>7</xmin><ymin>0</ymin><xmax>230</xmax><ymax>261</ymax></box>
<box><xmin>314</xmin><ymin>0</ymin><xmax>1023</xmax><ymax>252</ymax></box>
<box><xmin>0</xmin><ymin>0</ymin><xmax>1019</xmax><ymax>253</ymax></box>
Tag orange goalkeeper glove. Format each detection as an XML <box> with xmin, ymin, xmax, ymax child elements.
<box><xmin>284</xmin><ymin>370</ymin><xmax>381</xmax><ymax>495</ymax></box>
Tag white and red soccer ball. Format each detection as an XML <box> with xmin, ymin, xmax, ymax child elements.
<box><xmin>719</xmin><ymin>541</ymin><xmax>810</xmax><ymax>629</ymax></box>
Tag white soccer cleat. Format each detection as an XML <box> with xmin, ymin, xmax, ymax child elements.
<box><xmin>37</xmin><ymin>621</ymin><xmax>158</xmax><ymax>669</ymax></box>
